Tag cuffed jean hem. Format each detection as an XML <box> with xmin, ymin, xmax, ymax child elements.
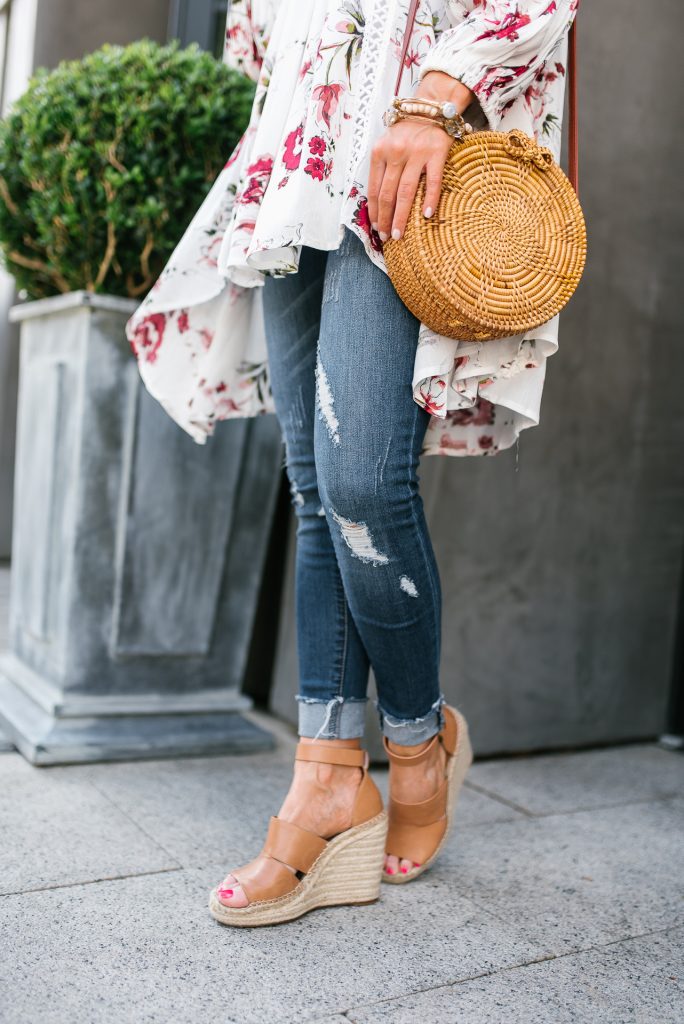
<box><xmin>297</xmin><ymin>695</ymin><xmax>367</xmax><ymax>740</ymax></box>
<box><xmin>376</xmin><ymin>695</ymin><xmax>446</xmax><ymax>746</ymax></box>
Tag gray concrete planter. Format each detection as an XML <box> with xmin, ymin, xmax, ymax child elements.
<box><xmin>0</xmin><ymin>292</ymin><xmax>281</xmax><ymax>764</ymax></box>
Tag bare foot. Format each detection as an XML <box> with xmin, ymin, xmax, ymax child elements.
<box><xmin>384</xmin><ymin>736</ymin><xmax>447</xmax><ymax>876</ymax></box>
<box><xmin>217</xmin><ymin>738</ymin><xmax>363</xmax><ymax>908</ymax></box>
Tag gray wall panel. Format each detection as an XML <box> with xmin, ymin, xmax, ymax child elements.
<box><xmin>33</xmin><ymin>0</ymin><xmax>169</xmax><ymax>67</ymax></box>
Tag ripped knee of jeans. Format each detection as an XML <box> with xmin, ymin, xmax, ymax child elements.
<box><xmin>329</xmin><ymin>508</ymin><xmax>389</xmax><ymax>566</ymax></box>
<box><xmin>315</xmin><ymin>353</ymin><xmax>340</xmax><ymax>446</ymax></box>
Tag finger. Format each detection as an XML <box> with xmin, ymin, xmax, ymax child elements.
<box><xmin>377</xmin><ymin>160</ymin><xmax>405</xmax><ymax>241</ymax></box>
<box><xmin>390</xmin><ymin>160</ymin><xmax>424</xmax><ymax>240</ymax></box>
<box><xmin>423</xmin><ymin>155</ymin><xmax>446</xmax><ymax>219</ymax></box>
<box><xmin>367</xmin><ymin>148</ymin><xmax>386</xmax><ymax>231</ymax></box>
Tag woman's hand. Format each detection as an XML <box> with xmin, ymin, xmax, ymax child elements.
<box><xmin>368</xmin><ymin>72</ymin><xmax>474</xmax><ymax>242</ymax></box>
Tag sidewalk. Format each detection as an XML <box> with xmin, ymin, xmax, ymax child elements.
<box><xmin>0</xmin><ymin>708</ymin><xmax>682</xmax><ymax>1024</ymax></box>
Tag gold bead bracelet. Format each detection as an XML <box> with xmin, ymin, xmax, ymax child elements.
<box><xmin>382</xmin><ymin>96</ymin><xmax>474</xmax><ymax>139</ymax></box>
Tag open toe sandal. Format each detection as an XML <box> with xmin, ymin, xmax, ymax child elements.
<box><xmin>382</xmin><ymin>705</ymin><xmax>472</xmax><ymax>885</ymax></box>
<box><xmin>209</xmin><ymin>743</ymin><xmax>387</xmax><ymax>927</ymax></box>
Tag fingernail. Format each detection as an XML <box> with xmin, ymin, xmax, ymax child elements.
<box><xmin>400</xmin><ymin>866</ymin><xmax>408</xmax><ymax>874</ymax></box>
<box><xmin>379</xmin><ymin>231</ymin><xmax>389</xmax><ymax>242</ymax></box>
<box><xmin>391</xmin><ymin>228</ymin><xmax>402</xmax><ymax>241</ymax></box>
<box><xmin>424</xmin><ymin>206</ymin><xmax>433</xmax><ymax>218</ymax></box>
<box><xmin>372</xmin><ymin>222</ymin><xmax>378</xmax><ymax>231</ymax></box>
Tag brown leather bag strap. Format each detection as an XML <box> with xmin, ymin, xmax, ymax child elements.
<box><xmin>567</xmin><ymin>14</ymin><xmax>579</xmax><ymax>195</ymax></box>
<box><xmin>395</xmin><ymin>1</ymin><xmax>579</xmax><ymax>196</ymax></box>
<box><xmin>395</xmin><ymin>0</ymin><xmax>421</xmax><ymax>96</ymax></box>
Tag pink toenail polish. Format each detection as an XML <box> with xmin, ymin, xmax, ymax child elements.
<box><xmin>414</xmin><ymin>863</ymin><xmax>421</xmax><ymax>868</ymax></box>
<box><xmin>400</xmin><ymin>866</ymin><xmax>408</xmax><ymax>873</ymax></box>
<box><xmin>386</xmin><ymin>867</ymin><xmax>395</xmax><ymax>874</ymax></box>
<box><xmin>218</xmin><ymin>888</ymin><xmax>234</xmax><ymax>897</ymax></box>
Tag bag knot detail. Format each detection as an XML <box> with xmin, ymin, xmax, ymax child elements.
<box><xmin>503</xmin><ymin>129</ymin><xmax>555</xmax><ymax>172</ymax></box>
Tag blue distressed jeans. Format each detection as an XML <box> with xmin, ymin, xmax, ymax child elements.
<box><xmin>262</xmin><ymin>228</ymin><xmax>445</xmax><ymax>746</ymax></box>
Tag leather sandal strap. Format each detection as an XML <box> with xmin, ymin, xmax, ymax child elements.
<box><xmin>386</xmin><ymin>817</ymin><xmax>447</xmax><ymax>865</ymax></box>
<box><xmin>440</xmin><ymin>706</ymin><xmax>459</xmax><ymax>756</ymax></box>
<box><xmin>262</xmin><ymin>816</ymin><xmax>328</xmax><ymax>875</ymax></box>
<box><xmin>231</xmin><ymin>856</ymin><xmax>300</xmax><ymax>904</ymax></box>
<box><xmin>388</xmin><ymin>777</ymin><xmax>448</xmax><ymax>827</ymax></box>
<box><xmin>383</xmin><ymin>733</ymin><xmax>438</xmax><ymax>766</ymax></box>
<box><xmin>351</xmin><ymin>769</ymin><xmax>384</xmax><ymax>826</ymax></box>
<box><xmin>295</xmin><ymin>742</ymin><xmax>367</xmax><ymax>768</ymax></box>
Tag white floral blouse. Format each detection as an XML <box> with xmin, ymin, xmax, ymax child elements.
<box><xmin>126</xmin><ymin>0</ymin><xmax>578</xmax><ymax>457</ymax></box>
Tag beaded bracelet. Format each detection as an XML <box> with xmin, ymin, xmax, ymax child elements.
<box><xmin>382</xmin><ymin>97</ymin><xmax>473</xmax><ymax>140</ymax></box>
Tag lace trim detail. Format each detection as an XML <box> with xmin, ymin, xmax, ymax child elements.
<box><xmin>345</xmin><ymin>0</ymin><xmax>394</xmax><ymax>184</ymax></box>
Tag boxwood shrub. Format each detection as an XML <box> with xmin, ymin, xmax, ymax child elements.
<box><xmin>0</xmin><ymin>39</ymin><xmax>254</xmax><ymax>299</ymax></box>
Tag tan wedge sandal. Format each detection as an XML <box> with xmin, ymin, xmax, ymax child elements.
<box><xmin>208</xmin><ymin>743</ymin><xmax>387</xmax><ymax>927</ymax></box>
<box><xmin>382</xmin><ymin>705</ymin><xmax>472</xmax><ymax>885</ymax></box>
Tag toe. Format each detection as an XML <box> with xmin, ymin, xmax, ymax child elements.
<box><xmin>399</xmin><ymin>858</ymin><xmax>414</xmax><ymax>875</ymax></box>
<box><xmin>217</xmin><ymin>874</ymin><xmax>249</xmax><ymax>908</ymax></box>
<box><xmin>384</xmin><ymin>854</ymin><xmax>400</xmax><ymax>876</ymax></box>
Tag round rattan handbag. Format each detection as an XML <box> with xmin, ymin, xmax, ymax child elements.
<box><xmin>383</xmin><ymin>1</ymin><xmax>587</xmax><ymax>343</ymax></box>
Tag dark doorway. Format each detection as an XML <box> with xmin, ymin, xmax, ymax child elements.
<box><xmin>168</xmin><ymin>0</ymin><xmax>229</xmax><ymax>55</ymax></box>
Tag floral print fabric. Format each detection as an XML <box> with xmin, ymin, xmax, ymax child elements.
<box><xmin>126</xmin><ymin>0</ymin><xmax>578</xmax><ymax>457</ymax></box>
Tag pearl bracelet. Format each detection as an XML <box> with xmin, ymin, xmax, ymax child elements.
<box><xmin>382</xmin><ymin>97</ymin><xmax>473</xmax><ymax>140</ymax></box>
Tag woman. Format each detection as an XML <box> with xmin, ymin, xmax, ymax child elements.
<box><xmin>127</xmin><ymin>0</ymin><xmax>578</xmax><ymax>926</ymax></box>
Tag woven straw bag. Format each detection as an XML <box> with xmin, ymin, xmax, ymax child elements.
<box><xmin>383</xmin><ymin>1</ymin><xmax>587</xmax><ymax>342</ymax></box>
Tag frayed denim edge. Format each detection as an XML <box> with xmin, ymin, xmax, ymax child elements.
<box><xmin>375</xmin><ymin>694</ymin><xmax>445</xmax><ymax>746</ymax></box>
<box><xmin>296</xmin><ymin>695</ymin><xmax>368</xmax><ymax>740</ymax></box>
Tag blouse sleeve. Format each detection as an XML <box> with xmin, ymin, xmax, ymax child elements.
<box><xmin>420</xmin><ymin>0</ymin><xmax>578</xmax><ymax>126</ymax></box>
<box><xmin>223</xmin><ymin>0</ymin><xmax>278</xmax><ymax>83</ymax></box>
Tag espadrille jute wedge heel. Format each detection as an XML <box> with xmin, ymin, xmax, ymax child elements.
<box><xmin>209</xmin><ymin>743</ymin><xmax>387</xmax><ymax>927</ymax></box>
<box><xmin>383</xmin><ymin>705</ymin><xmax>472</xmax><ymax>885</ymax></box>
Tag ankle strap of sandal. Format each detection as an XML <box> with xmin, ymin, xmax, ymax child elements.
<box><xmin>295</xmin><ymin>742</ymin><xmax>367</xmax><ymax>768</ymax></box>
<box><xmin>383</xmin><ymin>732</ymin><xmax>438</xmax><ymax>766</ymax></box>
<box><xmin>383</xmin><ymin>706</ymin><xmax>459</xmax><ymax>764</ymax></box>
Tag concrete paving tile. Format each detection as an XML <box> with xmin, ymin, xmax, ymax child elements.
<box><xmin>0</xmin><ymin>753</ymin><xmax>178</xmax><ymax>895</ymax></box>
<box><xmin>436</xmin><ymin>798</ymin><xmax>684</xmax><ymax>953</ymax></box>
<box><xmin>344</xmin><ymin>928</ymin><xmax>684</xmax><ymax>1023</ymax></box>
<box><xmin>444</xmin><ymin>782</ymin><xmax>528</xmax><ymax>826</ymax></box>
<box><xmin>453</xmin><ymin>783</ymin><xmax>529</xmax><ymax>826</ymax></box>
<box><xmin>0</xmin><ymin>868</ymin><xmax>542</xmax><ymax>1024</ymax></box>
<box><xmin>305</xmin><ymin>1019</ymin><xmax>350</xmax><ymax>1024</ymax></box>
<box><xmin>83</xmin><ymin>748</ymin><xmax>524</xmax><ymax>874</ymax></box>
<box><xmin>468</xmin><ymin>744</ymin><xmax>684</xmax><ymax>816</ymax></box>
<box><xmin>84</xmin><ymin>745</ymin><xmax>297</xmax><ymax>869</ymax></box>
<box><xmin>305</xmin><ymin>1018</ymin><xmax>351</xmax><ymax>1024</ymax></box>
